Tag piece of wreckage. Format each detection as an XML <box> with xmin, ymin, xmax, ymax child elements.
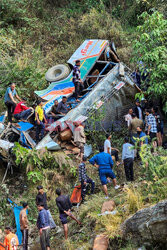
<box><xmin>0</xmin><ymin>39</ymin><xmax>140</xmax><ymax>165</ymax></box>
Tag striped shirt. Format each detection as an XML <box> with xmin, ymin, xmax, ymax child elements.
<box><xmin>147</xmin><ymin>114</ymin><xmax>157</xmax><ymax>133</ymax></box>
<box><xmin>72</xmin><ymin>65</ymin><xmax>81</xmax><ymax>83</ymax></box>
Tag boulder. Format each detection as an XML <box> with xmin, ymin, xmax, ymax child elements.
<box><xmin>121</xmin><ymin>200</ymin><xmax>167</xmax><ymax>246</ymax></box>
<box><xmin>60</xmin><ymin>129</ymin><xmax>72</xmax><ymax>141</ymax></box>
<box><xmin>93</xmin><ymin>234</ymin><xmax>108</xmax><ymax>250</ymax></box>
<box><xmin>101</xmin><ymin>200</ymin><xmax>116</xmax><ymax>213</ymax></box>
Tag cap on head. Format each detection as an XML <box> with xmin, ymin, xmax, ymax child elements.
<box><xmin>37</xmin><ymin>185</ymin><xmax>43</xmax><ymax>190</ymax></box>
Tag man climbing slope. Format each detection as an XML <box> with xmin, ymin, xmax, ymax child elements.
<box><xmin>89</xmin><ymin>146</ymin><xmax>120</xmax><ymax>199</ymax></box>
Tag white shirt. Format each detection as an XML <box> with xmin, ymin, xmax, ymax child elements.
<box><xmin>104</xmin><ymin>139</ymin><xmax>111</xmax><ymax>154</ymax></box>
<box><xmin>124</xmin><ymin>114</ymin><xmax>132</xmax><ymax>127</ymax></box>
<box><xmin>137</xmin><ymin>107</ymin><xmax>143</xmax><ymax>120</ymax></box>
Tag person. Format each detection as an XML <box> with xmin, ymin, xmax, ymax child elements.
<box><xmin>35</xmin><ymin>100</ymin><xmax>47</xmax><ymax>143</ymax></box>
<box><xmin>56</xmin><ymin>189</ymin><xmax>81</xmax><ymax>240</ymax></box>
<box><xmin>13</xmin><ymin>98</ymin><xmax>34</xmax><ymax>121</ymax></box>
<box><xmin>36</xmin><ymin>186</ymin><xmax>57</xmax><ymax>230</ymax></box>
<box><xmin>72</xmin><ymin>60</ymin><xmax>84</xmax><ymax>102</ymax></box>
<box><xmin>74</xmin><ymin>122</ymin><xmax>86</xmax><ymax>160</ymax></box>
<box><xmin>56</xmin><ymin>96</ymin><xmax>69</xmax><ymax>115</ymax></box>
<box><xmin>131</xmin><ymin>68</ymin><xmax>141</xmax><ymax>88</ymax></box>
<box><xmin>104</xmin><ymin>42</ymin><xmax>120</xmax><ymax>63</ymax></box>
<box><xmin>104</xmin><ymin>134</ymin><xmax>120</xmax><ymax>166</ymax></box>
<box><xmin>19</xmin><ymin>202</ymin><xmax>29</xmax><ymax>250</ymax></box>
<box><xmin>152</xmin><ymin>107</ymin><xmax>163</xmax><ymax>146</ymax></box>
<box><xmin>136</xmin><ymin>126</ymin><xmax>148</xmax><ymax>145</ymax></box>
<box><xmin>4</xmin><ymin>83</ymin><xmax>22</xmax><ymax>123</ymax></box>
<box><xmin>129</xmin><ymin>113</ymin><xmax>143</xmax><ymax>144</ymax></box>
<box><xmin>37</xmin><ymin>203</ymin><xmax>50</xmax><ymax>250</ymax></box>
<box><xmin>78</xmin><ymin>156</ymin><xmax>95</xmax><ymax>202</ymax></box>
<box><xmin>49</xmin><ymin>99</ymin><xmax>59</xmax><ymax>118</ymax></box>
<box><xmin>4</xmin><ymin>226</ymin><xmax>19</xmax><ymax>250</ymax></box>
<box><xmin>122</xmin><ymin>137</ymin><xmax>135</xmax><ymax>182</ymax></box>
<box><xmin>133</xmin><ymin>99</ymin><xmax>143</xmax><ymax>120</ymax></box>
<box><xmin>89</xmin><ymin>146</ymin><xmax>120</xmax><ymax>199</ymax></box>
<box><xmin>145</xmin><ymin>109</ymin><xmax>157</xmax><ymax>143</ymax></box>
<box><xmin>124</xmin><ymin>108</ymin><xmax>133</xmax><ymax>127</ymax></box>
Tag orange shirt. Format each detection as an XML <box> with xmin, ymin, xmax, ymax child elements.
<box><xmin>4</xmin><ymin>233</ymin><xmax>19</xmax><ymax>250</ymax></box>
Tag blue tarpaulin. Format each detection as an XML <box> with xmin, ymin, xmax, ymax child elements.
<box><xmin>8</xmin><ymin>199</ymin><xmax>28</xmax><ymax>245</ymax></box>
<box><xmin>14</xmin><ymin>122</ymin><xmax>33</xmax><ymax>132</ymax></box>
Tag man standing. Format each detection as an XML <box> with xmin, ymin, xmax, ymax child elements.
<box><xmin>124</xmin><ymin>108</ymin><xmax>133</xmax><ymax>127</ymax></box>
<box><xmin>13</xmin><ymin>98</ymin><xmax>34</xmax><ymax>121</ymax></box>
<box><xmin>56</xmin><ymin>96</ymin><xmax>69</xmax><ymax>116</ymax></box>
<box><xmin>122</xmin><ymin>137</ymin><xmax>135</xmax><ymax>182</ymax></box>
<box><xmin>4</xmin><ymin>226</ymin><xmax>19</xmax><ymax>250</ymax></box>
<box><xmin>145</xmin><ymin>109</ymin><xmax>157</xmax><ymax>143</ymax></box>
<box><xmin>78</xmin><ymin>156</ymin><xmax>95</xmax><ymax>202</ymax></box>
<box><xmin>36</xmin><ymin>186</ymin><xmax>57</xmax><ymax>230</ymax></box>
<box><xmin>37</xmin><ymin>204</ymin><xmax>50</xmax><ymax>250</ymax></box>
<box><xmin>4</xmin><ymin>83</ymin><xmax>22</xmax><ymax>122</ymax></box>
<box><xmin>74</xmin><ymin>122</ymin><xmax>86</xmax><ymax>160</ymax></box>
<box><xmin>89</xmin><ymin>146</ymin><xmax>120</xmax><ymax>199</ymax></box>
<box><xmin>72</xmin><ymin>60</ymin><xmax>84</xmax><ymax>102</ymax></box>
<box><xmin>19</xmin><ymin>202</ymin><xmax>29</xmax><ymax>250</ymax></box>
<box><xmin>129</xmin><ymin>113</ymin><xmax>143</xmax><ymax>144</ymax></box>
<box><xmin>104</xmin><ymin>134</ymin><xmax>120</xmax><ymax>166</ymax></box>
<box><xmin>56</xmin><ymin>189</ymin><xmax>81</xmax><ymax>240</ymax></box>
<box><xmin>133</xmin><ymin>99</ymin><xmax>143</xmax><ymax>120</ymax></box>
<box><xmin>35</xmin><ymin>100</ymin><xmax>47</xmax><ymax>143</ymax></box>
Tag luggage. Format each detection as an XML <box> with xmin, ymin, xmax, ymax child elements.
<box><xmin>70</xmin><ymin>185</ymin><xmax>82</xmax><ymax>205</ymax></box>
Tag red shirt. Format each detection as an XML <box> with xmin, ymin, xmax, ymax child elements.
<box><xmin>14</xmin><ymin>102</ymin><xmax>29</xmax><ymax>115</ymax></box>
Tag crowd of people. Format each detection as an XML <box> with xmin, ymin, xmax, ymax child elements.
<box><xmin>2</xmin><ymin>59</ymin><xmax>165</xmax><ymax>249</ymax></box>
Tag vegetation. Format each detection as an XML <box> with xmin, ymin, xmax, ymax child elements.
<box><xmin>0</xmin><ymin>0</ymin><xmax>166</xmax><ymax>249</ymax></box>
<box><xmin>132</xmin><ymin>11</ymin><xmax>167</xmax><ymax>113</ymax></box>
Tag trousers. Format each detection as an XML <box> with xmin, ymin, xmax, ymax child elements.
<box><xmin>124</xmin><ymin>157</ymin><xmax>134</xmax><ymax>181</ymax></box>
<box><xmin>21</xmin><ymin>229</ymin><xmax>28</xmax><ymax>250</ymax></box>
<box><xmin>74</xmin><ymin>81</ymin><xmax>84</xmax><ymax>99</ymax></box>
<box><xmin>81</xmin><ymin>177</ymin><xmax>95</xmax><ymax>201</ymax></box>
<box><xmin>5</xmin><ymin>100</ymin><xmax>16</xmax><ymax>122</ymax></box>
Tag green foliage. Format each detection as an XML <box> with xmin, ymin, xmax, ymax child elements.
<box><xmin>27</xmin><ymin>170</ymin><xmax>43</xmax><ymax>183</ymax></box>
<box><xmin>132</xmin><ymin>11</ymin><xmax>167</xmax><ymax>112</ymax></box>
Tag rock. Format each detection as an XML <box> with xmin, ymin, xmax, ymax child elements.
<box><xmin>121</xmin><ymin>200</ymin><xmax>167</xmax><ymax>246</ymax></box>
<box><xmin>93</xmin><ymin>234</ymin><xmax>108</xmax><ymax>250</ymax></box>
<box><xmin>60</xmin><ymin>129</ymin><xmax>72</xmax><ymax>141</ymax></box>
<box><xmin>101</xmin><ymin>200</ymin><xmax>115</xmax><ymax>213</ymax></box>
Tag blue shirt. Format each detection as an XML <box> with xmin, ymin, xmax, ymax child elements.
<box><xmin>122</xmin><ymin>143</ymin><xmax>134</xmax><ymax>161</ymax></box>
<box><xmin>89</xmin><ymin>152</ymin><xmax>113</xmax><ymax>170</ymax></box>
<box><xmin>4</xmin><ymin>87</ymin><xmax>17</xmax><ymax>103</ymax></box>
<box><xmin>139</xmin><ymin>131</ymin><xmax>148</xmax><ymax>144</ymax></box>
<box><xmin>37</xmin><ymin>208</ymin><xmax>50</xmax><ymax>229</ymax></box>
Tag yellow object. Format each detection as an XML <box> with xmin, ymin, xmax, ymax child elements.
<box><xmin>35</xmin><ymin>105</ymin><xmax>44</xmax><ymax>121</ymax></box>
